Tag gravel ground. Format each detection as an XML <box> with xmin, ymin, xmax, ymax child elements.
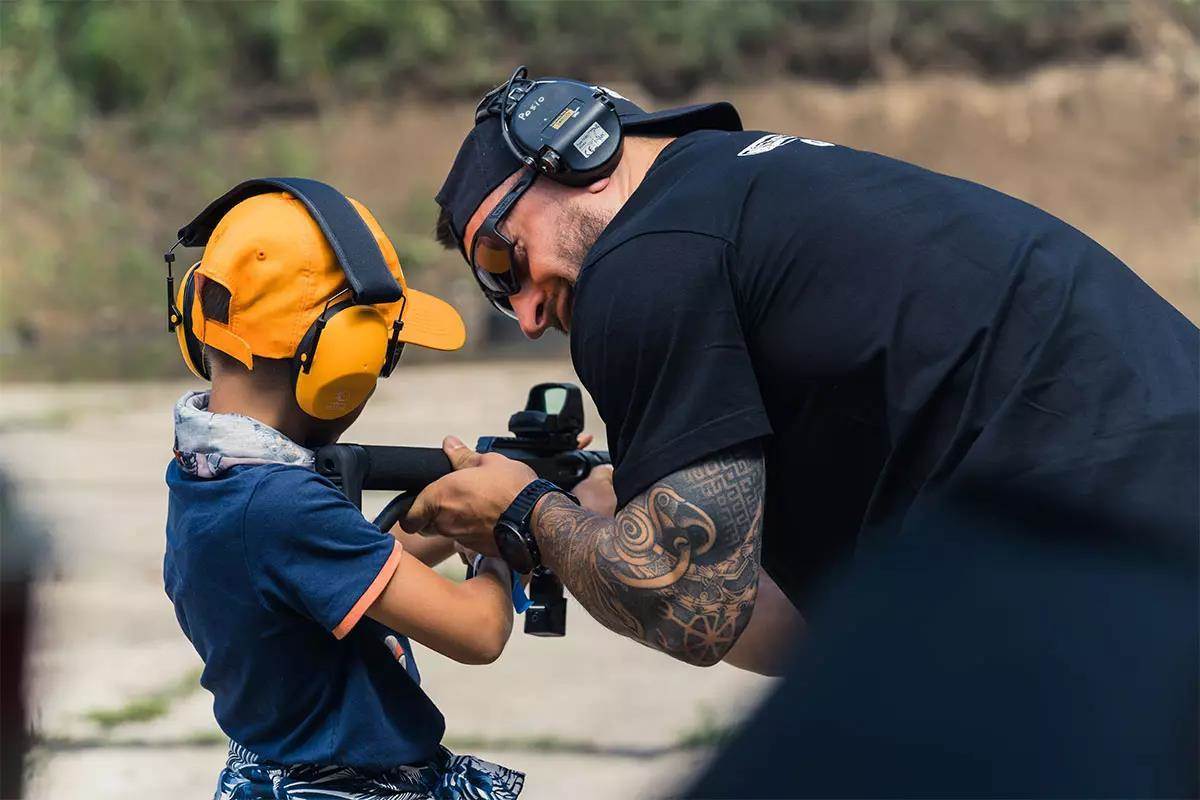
<box><xmin>1</xmin><ymin>360</ymin><xmax>777</xmax><ymax>799</ymax></box>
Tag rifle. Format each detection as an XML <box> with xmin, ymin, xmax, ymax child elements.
<box><xmin>314</xmin><ymin>383</ymin><xmax>609</xmax><ymax>637</ymax></box>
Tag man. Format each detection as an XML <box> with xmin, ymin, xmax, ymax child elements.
<box><xmin>406</xmin><ymin>69</ymin><xmax>1198</xmax><ymax>677</ymax></box>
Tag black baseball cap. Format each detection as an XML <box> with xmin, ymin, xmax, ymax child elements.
<box><xmin>435</xmin><ymin>82</ymin><xmax>742</xmax><ymax>248</ymax></box>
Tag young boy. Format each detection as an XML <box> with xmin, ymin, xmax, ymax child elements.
<box><xmin>164</xmin><ymin>188</ymin><xmax>524</xmax><ymax>798</ymax></box>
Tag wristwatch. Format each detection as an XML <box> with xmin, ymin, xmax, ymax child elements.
<box><xmin>493</xmin><ymin>478</ymin><xmax>578</xmax><ymax>574</ymax></box>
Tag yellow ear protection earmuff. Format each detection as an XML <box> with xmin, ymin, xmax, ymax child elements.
<box><xmin>291</xmin><ymin>292</ymin><xmax>404</xmax><ymax>420</ymax></box>
<box><xmin>173</xmin><ymin>261</ymin><xmax>209</xmax><ymax>381</ymax></box>
<box><xmin>165</xmin><ymin>178</ymin><xmax>408</xmax><ymax>420</ymax></box>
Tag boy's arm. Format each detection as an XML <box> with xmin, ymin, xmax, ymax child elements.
<box><xmin>404</xmin><ymin>440</ymin><xmax>765</xmax><ymax>667</ymax></box>
<box><xmin>390</xmin><ymin>527</ymin><xmax>456</xmax><ymax>568</ymax></box>
<box><xmin>366</xmin><ymin>551</ymin><xmax>513</xmax><ymax>665</ymax></box>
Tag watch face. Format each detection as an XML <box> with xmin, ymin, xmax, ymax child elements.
<box><xmin>494</xmin><ymin>521</ymin><xmax>534</xmax><ymax>574</ymax></box>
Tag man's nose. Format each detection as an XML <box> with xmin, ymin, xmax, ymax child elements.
<box><xmin>509</xmin><ymin>288</ymin><xmax>547</xmax><ymax>340</ymax></box>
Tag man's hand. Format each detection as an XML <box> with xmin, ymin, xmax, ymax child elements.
<box><xmin>402</xmin><ymin>436</ymin><xmax>536</xmax><ymax>555</ymax></box>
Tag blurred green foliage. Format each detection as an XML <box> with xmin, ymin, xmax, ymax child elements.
<box><xmin>0</xmin><ymin>0</ymin><xmax>1175</xmax><ymax>379</ymax></box>
<box><xmin>0</xmin><ymin>0</ymin><xmax>1141</xmax><ymax>137</ymax></box>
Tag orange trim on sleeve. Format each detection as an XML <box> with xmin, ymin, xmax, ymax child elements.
<box><xmin>332</xmin><ymin>539</ymin><xmax>403</xmax><ymax>640</ymax></box>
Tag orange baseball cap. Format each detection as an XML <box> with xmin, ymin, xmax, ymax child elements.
<box><xmin>191</xmin><ymin>191</ymin><xmax>465</xmax><ymax>369</ymax></box>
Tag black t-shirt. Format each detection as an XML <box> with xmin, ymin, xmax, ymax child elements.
<box><xmin>570</xmin><ymin>129</ymin><xmax>1199</xmax><ymax>610</ymax></box>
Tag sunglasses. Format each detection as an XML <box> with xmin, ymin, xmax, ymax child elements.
<box><xmin>468</xmin><ymin>170</ymin><xmax>538</xmax><ymax>320</ymax></box>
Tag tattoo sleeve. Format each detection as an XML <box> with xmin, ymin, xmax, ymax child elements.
<box><xmin>533</xmin><ymin>442</ymin><xmax>765</xmax><ymax>666</ymax></box>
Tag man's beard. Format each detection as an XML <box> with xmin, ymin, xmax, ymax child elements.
<box><xmin>555</xmin><ymin>202</ymin><xmax>613</xmax><ymax>281</ymax></box>
<box><xmin>540</xmin><ymin>200</ymin><xmax>613</xmax><ymax>334</ymax></box>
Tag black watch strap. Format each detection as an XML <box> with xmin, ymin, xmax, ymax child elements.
<box><xmin>498</xmin><ymin>478</ymin><xmax>578</xmax><ymax>570</ymax></box>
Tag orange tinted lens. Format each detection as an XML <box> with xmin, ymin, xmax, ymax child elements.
<box><xmin>474</xmin><ymin>238</ymin><xmax>512</xmax><ymax>275</ymax></box>
<box><xmin>472</xmin><ymin>233</ymin><xmax>519</xmax><ymax>295</ymax></box>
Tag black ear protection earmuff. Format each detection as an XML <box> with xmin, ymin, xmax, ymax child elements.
<box><xmin>164</xmin><ymin>178</ymin><xmax>408</xmax><ymax>420</ymax></box>
<box><xmin>475</xmin><ymin>66</ymin><xmax>625</xmax><ymax>187</ymax></box>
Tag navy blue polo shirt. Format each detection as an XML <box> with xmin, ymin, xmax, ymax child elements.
<box><xmin>164</xmin><ymin>461</ymin><xmax>445</xmax><ymax>770</ymax></box>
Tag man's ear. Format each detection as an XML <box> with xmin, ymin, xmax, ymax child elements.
<box><xmin>586</xmin><ymin>177</ymin><xmax>610</xmax><ymax>194</ymax></box>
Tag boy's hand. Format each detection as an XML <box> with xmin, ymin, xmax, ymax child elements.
<box><xmin>454</xmin><ymin>542</ymin><xmax>479</xmax><ymax>567</ymax></box>
<box><xmin>402</xmin><ymin>436</ymin><xmax>536</xmax><ymax>556</ymax></box>
<box><xmin>573</xmin><ymin>463</ymin><xmax>616</xmax><ymax>516</ymax></box>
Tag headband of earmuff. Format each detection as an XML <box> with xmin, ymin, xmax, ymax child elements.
<box><xmin>176</xmin><ymin>177</ymin><xmax>403</xmax><ymax>306</ymax></box>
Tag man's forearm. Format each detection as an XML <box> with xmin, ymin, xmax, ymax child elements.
<box><xmin>533</xmin><ymin>444</ymin><xmax>765</xmax><ymax>666</ymax></box>
<box><xmin>721</xmin><ymin>569</ymin><xmax>805</xmax><ymax>676</ymax></box>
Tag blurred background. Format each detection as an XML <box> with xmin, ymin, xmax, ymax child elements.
<box><xmin>0</xmin><ymin>0</ymin><xmax>1197</xmax><ymax>797</ymax></box>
